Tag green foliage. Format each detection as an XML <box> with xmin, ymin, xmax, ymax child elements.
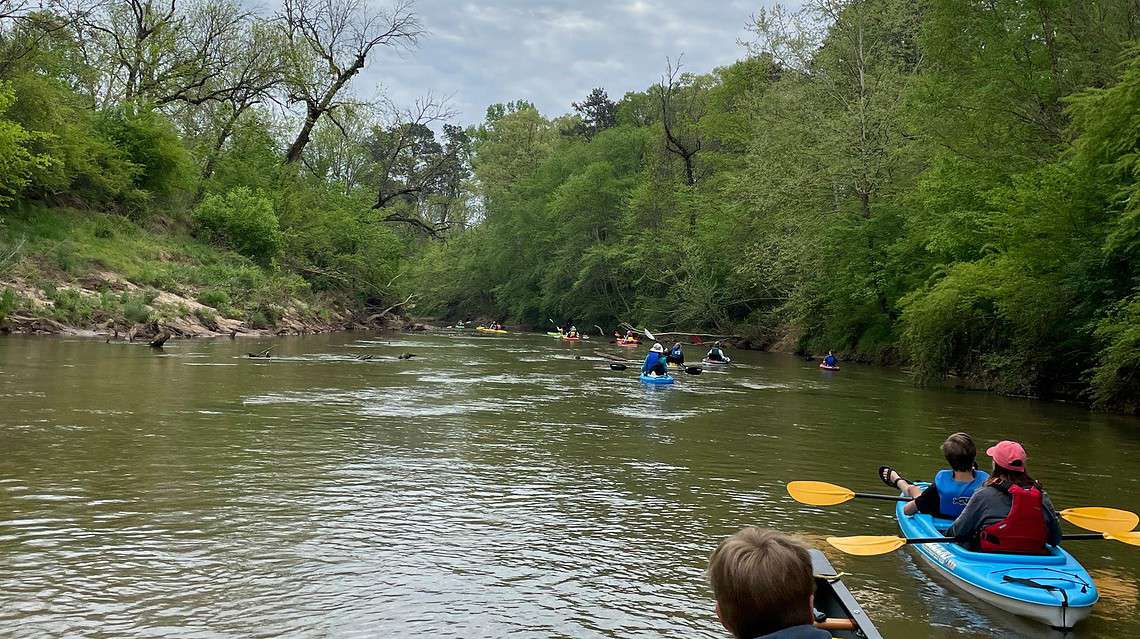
<box><xmin>0</xmin><ymin>82</ymin><xmax>54</xmax><ymax>207</ymax></box>
<box><xmin>194</xmin><ymin>187</ymin><xmax>282</xmax><ymax>264</ymax></box>
<box><xmin>95</xmin><ymin>107</ymin><xmax>191</xmax><ymax>201</ymax></box>
<box><xmin>1091</xmin><ymin>296</ymin><xmax>1140</xmax><ymax>413</ymax></box>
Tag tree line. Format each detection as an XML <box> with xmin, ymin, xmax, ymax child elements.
<box><xmin>406</xmin><ymin>0</ymin><xmax>1140</xmax><ymax>413</ymax></box>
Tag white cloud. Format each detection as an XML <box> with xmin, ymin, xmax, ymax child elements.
<box><xmin>354</xmin><ymin>0</ymin><xmax>783</xmax><ymax>127</ymax></box>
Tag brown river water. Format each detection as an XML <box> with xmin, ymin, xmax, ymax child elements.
<box><xmin>1</xmin><ymin>332</ymin><xmax>1138</xmax><ymax>638</ymax></box>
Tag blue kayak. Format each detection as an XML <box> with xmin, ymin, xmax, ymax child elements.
<box><xmin>896</xmin><ymin>486</ymin><xmax>1097</xmax><ymax>629</ymax></box>
<box><xmin>639</xmin><ymin>372</ymin><xmax>674</xmax><ymax>385</ymax></box>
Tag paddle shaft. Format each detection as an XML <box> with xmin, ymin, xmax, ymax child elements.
<box><xmin>908</xmin><ymin>533</ymin><xmax>1108</xmax><ymax>546</ymax></box>
<box><xmin>854</xmin><ymin>492</ymin><xmax>912</xmax><ymax>502</ymax></box>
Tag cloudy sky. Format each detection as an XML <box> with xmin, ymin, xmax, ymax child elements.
<box><xmin>362</xmin><ymin>0</ymin><xmax>779</xmax><ymax>127</ymax></box>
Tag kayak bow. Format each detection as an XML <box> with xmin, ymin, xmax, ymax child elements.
<box><xmin>810</xmin><ymin>549</ymin><xmax>884</xmax><ymax>639</ymax></box>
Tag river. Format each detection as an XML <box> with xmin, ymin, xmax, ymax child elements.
<box><xmin>1</xmin><ymin>332</ymin><xmax>1137</xmax><ymax>638</ymax></box>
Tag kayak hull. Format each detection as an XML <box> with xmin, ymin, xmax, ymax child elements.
<box><xmin>616</xmin><ymin>340</ymin><xmax>641</xmax><ymax>347</ymax></box>
<box><xmin>810</xmin><ymin>549</ymin><xmax>884</xmax><ymax>639</ymax></box>
<box><xmin>702</xmin><ymin>357</ymin><xmax>730</xmax><ymax>365</ymax></box>
<box><xmin>639</xmin><ymin>373</ymin><xmax>674</xmax><ymax>385</ymax></box>
<box><xmin>896</xmin><ymin>489</ymin><xmax>1097</xmax><ymax>629</ymax></box>
<box><xmin>820</xmin><ymin>363</ymin><xmax>840</xmax><ymax>371</ymax></box>
<box><xmin>476</xmin><ymin>327</ymin><xmax>508</xmax><ymax>334</ymax></box>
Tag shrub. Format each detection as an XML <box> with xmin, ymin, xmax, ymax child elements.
<box><xmin>0</xmin><ymin>287</ymin><xmax>17</xmax><ymax>322</ymax></box>
<box><xmin>197</xmin><ymin>289</ymin><xmax>231</xmax><ymax>310</ymax></box>
<box><xmin>95</xmin><ymin>107</ymin><xmax>191</xmax><ymax>199</ymax></box>
<box><xmin>122</xmin><ymin>297</ymin><xmax>153</xmax><ymax>324</ymax></box>
<box><xmin>194</xmin><ymin>187</ymin><xmax>282</xmax><ymax>264</ymax></box>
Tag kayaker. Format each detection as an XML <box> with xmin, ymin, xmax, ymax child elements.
<box><xmin>708</xmin><ymin>527</ymin><xmax>830</xmax><ymax>639</ymax></box>
<box><xmin>945</xmin><ymin>440</ymin><xmax>1062</xmax><ymax>553</ymax></box>
<box><xmin>823</xmin><ymin>351</ymin><xmax>838</xmax><ymax>368</ymax></box>
<box><xmin>567</xmin><ymin>326</ymin><xmax>580</xmax><ymax>338</ymax></box>
<box><xmin>880</xmin><ymin>432</ymin><xmax>989</xmax><ymax>519</ymax></box>
<box><xmin>643</xmin><ymin>343</ymin><xmax>668</xmax><ymax>376</ymax></box>
<box><xmin>707</xmin><ymin>341</ymin><xmax>729</xmax><ymax>363</ymax></box>
<box><xmin>666</xmin><ymin>342</ymin><xmax>685</xmax><ymax>365</ymax></box>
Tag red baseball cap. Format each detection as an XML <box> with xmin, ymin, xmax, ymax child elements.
<box><xmin>987</xmin><ymin>440</ymin><xmax>1028</xmax><ymax>471</ymax></box>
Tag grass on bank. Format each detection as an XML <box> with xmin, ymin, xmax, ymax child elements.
<box><xmin>0</xmin><ymin>205</ymin><xmax>330</xmax><ymax>329</ymax></box>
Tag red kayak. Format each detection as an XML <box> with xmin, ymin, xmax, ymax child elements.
<box><xmin>616</xmin><ymin>339</ymin><xmax>641</xmax><ymax>347</ymax></box>
<box><xmin>819</xmin><ymin>363</ymin><xmax>840</xmax><ymax>371</ymax></box>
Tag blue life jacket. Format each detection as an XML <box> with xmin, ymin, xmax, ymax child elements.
<box><xmin>824</xmin><ymin>354</ymin><xmax>837</xmax><ymax>366</ymax></box>
<box><xmin>934</xmin><ymin>468</ymin><xmax>989</xmax><ymax>518</ymax></box>
<box><xmin>643</xmin><ymin>351</ymin><xmax>667</xmax><ymax>373</ymax></box>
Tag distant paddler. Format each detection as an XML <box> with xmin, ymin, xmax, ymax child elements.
<box><xmin>642</xmin><ymin>343</ymin><xmax>668</xmax><ymax>376</ymax></box>
<box><xmin>704</xmin><ymin>340</ymin><xmax>731</xmax><ymax>365</ymax></box>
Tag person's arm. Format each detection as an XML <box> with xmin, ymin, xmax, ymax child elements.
<box><xmin>945</xmin><ymin>491</ymin><xmax>985</xmax><ymax>541</ymax></box>
<box><xmin>1043</xmin><ymin>493</ymin><xmax>1063</xmax><ymax>546</ymax></box>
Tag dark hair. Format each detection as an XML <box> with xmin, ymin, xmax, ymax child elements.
<box><xmin>941</xmin><ymin>432</ymin><xmax>978</xmax><ymax>472</ymax></box>
<box><xmin>985</xmin><ymin>464</ymin><xmax>1041</xmax><ymax>490</ymax></box>
<box><xmin>708</xmin><ymin>528</ymin><xmax>814</xmax><ymax>639</ymax></box>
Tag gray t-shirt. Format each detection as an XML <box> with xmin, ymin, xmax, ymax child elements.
<box><xmin>944</xmin><ymin>485</ymin><xmax>1062</xmax><ymax>547</ymax></box>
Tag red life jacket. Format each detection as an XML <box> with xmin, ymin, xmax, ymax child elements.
<box><xmin>979</xmin><ymin>484</ymin><xmax>1049</xmax><ymax>554</ymax></box>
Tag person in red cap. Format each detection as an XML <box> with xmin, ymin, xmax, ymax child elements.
<box><xmin>945</xmin><ymin>440</ymin><xmax>1062</xmax><ymax>553</ymax></box>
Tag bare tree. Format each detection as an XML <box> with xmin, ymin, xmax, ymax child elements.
<box><xmin>653</xmin><ymin>56</ymin><xmax>705</xmax><ymax>189</ymax></box>
<box><xmin>73</xmin><ymin>0</ymin><xmax>257</xmax><ymax>108</ymax></box>
<box><xmin>366</xmin><ymin>95</ymin><xmax>460</xmax><ymax>238</ymax></box>
<box><xmin>0</xmin><ymin>0</ymin><xmax>72</xmax><ymax>75</ymax></box>
<box><xmin>196</xmin><ymin>19</ymin><xmax>288</xmax><ymax>185</ymax></box>
<box><xmin>278</xmin><ymin>0</ymin><xmax>421</xmax><ymax>165</ymax></box>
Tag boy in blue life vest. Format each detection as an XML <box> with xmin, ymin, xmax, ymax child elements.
<box><xmin>823</xmin><ymin>351</ymin><xmax>838</xmax><ymax>367</ymax></box>
<box><xmin>666</xmin><ymin>342</ymin><xmax>685</xmax><ymax>365</ymax></box>
<box><xmin>708</xmin><ymin>527</ymin><xmax>831</xmax><ymax>639</ymax></box>
<box><xmin>879</xmin><ymin>432</ymin><xmax>989</xmax><ymax>519</ymax></box>
<box><xmin>643</xmin><ymin>343</ymin><xmax>668</xmax><ymax>376</ymax></box>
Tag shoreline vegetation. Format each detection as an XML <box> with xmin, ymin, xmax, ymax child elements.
<box><xmin>1</xmin><ymin>1</ymin><xmax>1139</xmax><ymax>414</ymax></box>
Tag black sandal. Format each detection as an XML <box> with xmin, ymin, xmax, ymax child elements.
<box><xmin>878</xmin><ymin>465</ymin><xmax>908</xmax><ymax>490</ymax></box>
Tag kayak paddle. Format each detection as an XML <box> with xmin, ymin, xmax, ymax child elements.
<box><xmin>787</xmin><ymin>481</ymin><xmax>913</xmax><ymax>506</ymax></box>
<box><xmin>1060</xmin><ymin>507</ymin><xmax>1140</xmax><ymax>535</ymax></box>
<box><xmin>827</xmin><ymin>531</ymin><xmax>1140</xmax><ymax>556</ymax></box>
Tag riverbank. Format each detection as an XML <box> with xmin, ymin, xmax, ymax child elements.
<box><xmin>0</xmin><ymin>207</ymin><xmax>404</xmax><ymax>339</ymax></box>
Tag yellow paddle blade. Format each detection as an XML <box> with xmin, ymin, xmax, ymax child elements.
<box><xmin>787</xmin><ymin>481</ymin><xmax>856</xmax><ymax>506</ymax></box>
<box><xmin>1061</xmin><ymin>507</ymin><xmax>1140</xmax><ymax>534</ymax></box>
<box><xmin>1105</xmin><ymin>531</ymin><xmax>1140</xmax><ymax>547</ymax></box>
<box><xmin>826</xmin><ymin>535</ymin><xmax>908</xmax><ymax>556</ymax></box>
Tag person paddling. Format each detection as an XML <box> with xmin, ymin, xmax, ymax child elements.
<box><xmin>666</xmin><ymin>342</ymin><xmax>685</xmax><ymax>366</ymax></box>
<box><xmin>823</xmin><ymin>351</ymin><xmax>838</xmax><ymax>368</ymax></box>
<box><xmin>567</xmin><ymin>326</ymin><xmax>580</xmax><ymax>339</ymax></box>
<box><xmin>880</xmin><ymin>432</ymin><xmax>989</xmax><ymax>519</ymax></box>
<box><xmin>706</xmin><ymin>341</ymin><xmax>730</xmax><ymax>363</ymax></box>
<box><xmin>643</xmin><ymin>343</ymin><xmax>668</xmax><ymax>376</ymax></box>
<box><xmin>945</xmin><ymin>440</ymin><xmax>1062</xmax><ymax>553</ymax></box>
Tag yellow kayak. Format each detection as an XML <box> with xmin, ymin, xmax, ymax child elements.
<box><xmin>476</xmin><ymin>327</ymin><xmax>508</xmax><ymax>334</ymax></box>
